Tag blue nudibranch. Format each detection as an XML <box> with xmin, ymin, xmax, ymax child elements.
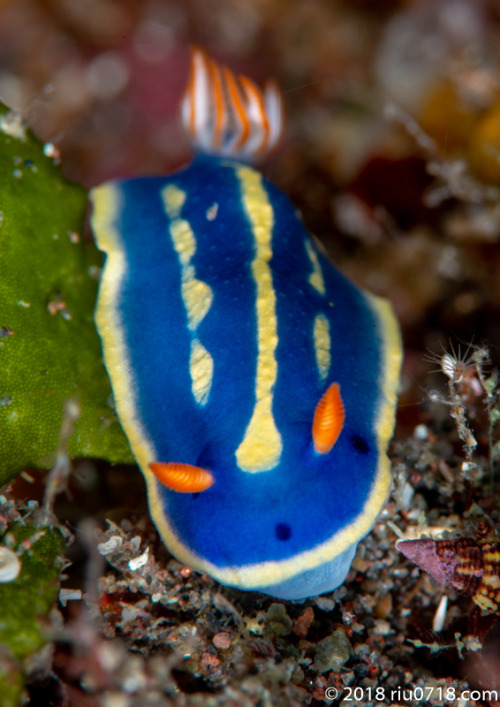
<box><xmin>91</xmin><ymin>48</ymin><xmax>402</xmax><ymax>599</ymax></box>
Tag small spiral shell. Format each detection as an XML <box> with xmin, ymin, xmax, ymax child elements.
<box><xmin>398</xmin><ymin>528</ymin><xmax>500</xmax><ymax>615</ymax></box>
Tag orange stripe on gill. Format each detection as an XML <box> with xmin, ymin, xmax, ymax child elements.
<box><xmin>312</xmin><ymin>383</ymin><xmax>345</xmax><ymax>454</ymax></box>
<box><xmin>149</xmin><ymin>462</ymin><xmax>215</xmax><ymax>493</ymax></box>
<box><xmin>239</xmin><ymin>75</ymin><xmax>270</xmax><ymax>154</ymax></box>
<box><xmin>222</xmin><ymin>66</ymin><xmax>250</xmax><ymax>150</ymax></box>
<box><xmin>208</xmin><ymin>57</ymin><xmax>226</xmax><ymax>149</ymax></box>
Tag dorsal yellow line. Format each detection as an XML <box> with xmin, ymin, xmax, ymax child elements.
<box><xmin>235</xmin><ymin>166</ymin><xmax>282</xmax><ymax>472</ymax></box>
<box><xmin>313</xmin><ymin>313</ymin><xmax>331</xmax><ymax>380</ymax></box>
<box><xmin>162</xmin><ymin>184</ymin><xmax>214</xmax><ymax>405</ymax></box>
<box><xmin>190</xmin><ymin>338</ymin><xmax>214</xmax><ymax>405</ymax></box>
<box><xmin>304</xmin><ymin>239</ymin><xmax>326</xmax><ymax>295</ymax></box>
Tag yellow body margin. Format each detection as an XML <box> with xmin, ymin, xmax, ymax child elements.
<box><xmin>92</xmin><ymin>181</ymin><xmax>402</xmax><ymax>593</ymax></box>
<box><xmin>91</xmin><ymin>183</ymin><xmax>158</xmax><ymax>495</ymax></box>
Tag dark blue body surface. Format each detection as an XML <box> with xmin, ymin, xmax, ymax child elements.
<box><xmin>92</xmin><ymin>155</ymin><xmax>401</xmax><ymax>598</ymax></box>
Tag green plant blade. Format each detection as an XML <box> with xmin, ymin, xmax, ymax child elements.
<box><xmin>0</xmin><ymin>106</ymin><xmax>133</xmax><ymax>484</ymax></box>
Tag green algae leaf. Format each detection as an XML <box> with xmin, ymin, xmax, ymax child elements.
<box><xmin>0</xmin><ymin>523</ymin><xmax>65</xmax><ymax>707</ymax></box>
<box><xmin>0</xmin><ymin>106</ymin><xmax>133</xmax><ymax>484</ymax></box>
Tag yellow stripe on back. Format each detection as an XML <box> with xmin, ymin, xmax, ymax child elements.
<box><xmin>313</xmin><ymin>313</ymin><xmax>331</xmax><ymax>380</ymax></box>
<box><xmin>161</xmin><ymin>184</ymin><xmax>214</xmax><ymax>404</ymax></box>
<box><xmin>234</xmin><ymin>166</ymin><xmax>282</xmax><ymax>473</ymax></box>
<box><xmin>305</xmin><ymin>239</ymin><xmax>326</xmax><ymax>295</ymax></box>
<box><xmin>190</xmin><ymin>338</ymin><xmax>214</xmax><ymax>405</ymax></box>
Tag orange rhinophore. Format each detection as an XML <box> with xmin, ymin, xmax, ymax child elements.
<box><xmin>312</xmin><ymin>383</ymin><xmax>346</xmax><ymax>454</ymax></box>
<box><xmin>149</xmin><ymin>461</ymin><xmax>215</xmax><ymax>493</ymax></box>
